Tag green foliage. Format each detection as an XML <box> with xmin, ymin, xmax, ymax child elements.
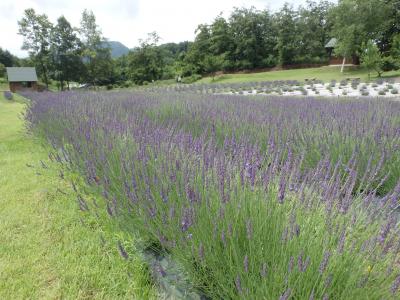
<box><xmin>50</xmin><ymin>16</ymin><xmax>84</xmax><ymax>90</ymax></box>
<box><xmin>127</xmin><ymin>32</ymin><xmax>165</xmax><ymax>85</ymax></box>
<box><xmin>18</xmin><ymin>8</ymin><xmax>53</xmax><ymax>87</ymax></box>
<box><xmin>381</xmin><ymin>56</ymin><xmax>400</xmax><ymax>72</ymax></box>
<box><xmin>276</xmin><ymin>4</ymin><xmax>298</xmax><ymax>66</ymax></box>
<box><xmin>0</xmin><ymin>48</ymin><xmax>19</xmax><ymax>67</ymax></box>
<box><xmin>330</xmin><ymin>0</ymin><xmax>391</xmax><ymax>59</ymax></box>
<box><xmin>360</xmin><ymin>40</ymin><xmax>384</xmax><ymax>78</ymax></box>
<box><xmin>392</xmin><ymin>34</ymin><xmax>400</xmax><ymax>60</ymax></box>
<box><xmin>0</xmin><ymin>63</ymin><xmax>5</xmax><ymax>78</ymax></box>
<box><xmin>79</xmin><ymin>10</ymin><xmax>113</xmax><ymax>86</ymax></box>
<box><xmin>229</xmin><ymin>7</ymin><xmax>276</xmax><ymax>69</ymax></box>
<box><xmin>203</xmin><ymin>55</ymin><xmax>224</xmax><ymax>80</ymax></box>
<box><xmin>296</xmin><ymin>1</ymin><xmax>333</xmax><ymax>63</ymax></box>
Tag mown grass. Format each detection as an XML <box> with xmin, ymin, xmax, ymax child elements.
<box><xmin>0</xmin><ymin>94</ymin><xmax>156</xmax><ymax>299</ymax></box>
<box><xmin>198</xmin><ymin>66</ymin><xmax>400</xmax><ymax>84</ymax></box>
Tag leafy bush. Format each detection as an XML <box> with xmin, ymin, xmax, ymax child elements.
<box><xmin>361</xmin><ymin>90</ymin><xmax>369</xmax><ymax>96</ymax></box>
<box><xmin>381</xmin><ymin>56</ymin><xmax>400</xmax><ymax>72</ymax></box>
<box><xmin>378</xmin><ymin>90</ymin><xmax>386</xmax><ymax>96</ymax></box>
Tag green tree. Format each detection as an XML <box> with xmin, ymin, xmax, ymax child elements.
<box><xmin>360</xmin><ymin>40</ymin><xmax>383</xmax><ymax>78</ymax></box>
<box><xmin>203</xmin><ymin>54</ymin><xmax>224</xmax><ymax>81</ymax></box>
<box><xmin>79</xmin><ymin>9</ymin><xmax>113</xmax><ymax>86</ymax></box>
<box><xmin>209</xmin><ymin>15</ymin><xmax>233</xmax><ymax>70</ymax></box>
<box><xmin>379</xmin><ymin>0</ymin><xmax>400</xmax><ymax>52</ymax></box>
<box><xmin>230</xmin><ymin>7</ymin><xmax>277</xmax><ymax>69</ymax></box>
<box><xmin>183</xmin><ymin>24</ymin><xmax>212</xmax><ymax>75</ymax></box>
<box><xmin>330</xmin><ymin>0</ymin><xmax>391</xmax><ymax>70</ymax></box>
<box><xmin>0</xmin><ymin>63</ymin><xmax>5</xmax><ymax>78</ymax></box>
<box><xmin>128</xmin><ymin>32</ymin><xmax>165</xmax><ymax>84</ymax></box>
<box><xmin>297</xmin><ymin>0</ymin><xmax>334</xmax><ymax>63</ymax></box>
<box><xmin>50</xmin><ymin>16</ymin><xmax>83</xmax><ymax>90</ymax></box>
<box><xmin>0</xmin><ymin>48</ymin><xmax>18</xmax><ymax>67</ymax></box>
<box><xmin>391</xmin><ymin>34</ymin><xmax>400</xmax><ymax>59</ymax></box>
<box><xmin>275</xmin><ymin>4</ymin><xmax>298</xmax><ymax>66</ymax></box>
<box><xmin>18</xmin><ymin>8</ymin><xmax>53</xmax><ymax>88</ymax></box>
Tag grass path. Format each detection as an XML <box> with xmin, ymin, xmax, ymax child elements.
<box><xmin>0</xmin><ymin>95</ymin><xmax>155</xmax><ymax>299</ymax></box>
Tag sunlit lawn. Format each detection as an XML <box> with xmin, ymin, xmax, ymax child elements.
<box><xmin>199</xmin><ymin>66</ymin><xmax>400</xmax><ymax>84</ymax></box>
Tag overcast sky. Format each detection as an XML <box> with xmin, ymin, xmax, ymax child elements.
<box><xmin>0</xmin><ymin>0</ymin><xmax>333</xmax><ymax>57</ymax></box>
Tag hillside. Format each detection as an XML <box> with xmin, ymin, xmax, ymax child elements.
<box><xmin>102</xmin><ymin>41</ymin><xmax>130</xmax><ymax>58</ymax></box>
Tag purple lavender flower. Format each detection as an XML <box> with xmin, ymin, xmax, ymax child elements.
<box><xmin>117</xmin><ymin>241</ymin><xmax>129</xmax><ymax>259</ymax></box>
<box><xmin>228</xmin><ymin>223</ymin><xmax>233</xmax><ymax>236</ymax></box>
<box><xmin>198</xmin><ymin>243</ymin><xmax>204</xmax><ymax>261</ymax></box>
<box><xmin>391</xmin><ymin>274</ymin><xmax>400</xmax><ymax>294</ymax></box>
<box><xmin>221</xmin><ymin>231</ymin><xmax>227</xmax><ymax>248</ymax></box>
<box><xmin>279</xmin><ymin>288</ymin><xmax>291</xmax><ymax>300</ymax></box>
<box><xmin>278</xmin><ymin>175</ymin><xmax>287</xmax><ymax>204</ymax></box>
<box><xmin>181</xmin><ymin>207</ymin><xmax>193</xmax><ymax>232</ymax></box>
<box><xmin>260</xmin><ymin>263</ymin><xmax>267</xmax><ymax>278</ymax></box>
<box><xmin>337</xmin><ymin>228</ymin><xmax>346</xmax><ymax>254</ymax></box>
<box><xmin>288</xmin><ymin>256</ymin><xmax>294</xmax><ymax>273</ymax></box>
<box><xmin>325</xmin><ymin>274</ymin><xmax>333</xmax><ymax>288</ymax></box>
<box><xmin>319</xmin><ymin>251</ymin><xmax>331</xmax><ymax>274</ymax></box>
<box><xmin>298</xmin><ymin>251</ymin><xmax>304</xmax><ymax>271</ymax></box>
<box><xmin>235</xmin><ymin>275</ymin><xmax>242</xmax><ymax>294</ymax></box>
<box><xmin>4</xmin><ymin>91</ymin><xmax>13</xmax><ymax>100</ymax></box>
<box><xmin>379</xmin><ymin>217</ymin><xmax>395</xmax><ymax>245</ymax></box>
<box><xmin>244</xmin><ymin>255</ymin><xmax>249</xmax><ymax>273</ymax></box>
<box><xmin>156</xmin><ymin>263</ymin><xmax>167</xmax><ymax>277</ymax></box>
<box><xmin>246</xmin><ymin>219</ymin><xmax>253</xmax><ymax>240</ymax></box>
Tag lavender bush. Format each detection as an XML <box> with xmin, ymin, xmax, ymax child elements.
<box><xmin>24</xmin><ymin>91</ymin><xmax>400</xmax><ymax>299</ymax></box>
<box><xmin>3</xmin><ymin>91</ymin><xmax>13</xmax><ymax>100</ymax></box>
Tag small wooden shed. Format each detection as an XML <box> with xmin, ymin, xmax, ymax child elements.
<box><xmin>325</xmin><ymin>38</ymin><xmax>359</xmax><ymax>65</ymax></box>
<box><xmin>6</xmin><ymin>67</ymin><xmax>38</xmax><ymax>92</ymax></box>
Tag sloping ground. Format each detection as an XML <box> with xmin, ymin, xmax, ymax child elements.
<box><xmin>0</xmin><ymin>96</ymin><xmax>155</xmax><ymax>299</ymax></box>
<box><xmin>198</xmin><ymin>66</ymin><xmax>400</xmax><ymax>84</ymax></box>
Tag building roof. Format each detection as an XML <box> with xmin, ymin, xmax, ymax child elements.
<box><xmin>6</xmin><ymin>67</ymin><xmax>38</xmax><ymax>82</ymax></box>
<box><xmin>325</xmin><ymin>38</ymin><xmax>337</xmax><ymax>49</ymax></box>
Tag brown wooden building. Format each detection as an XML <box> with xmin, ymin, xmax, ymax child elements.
<box><xmin>6</xmin><ymin>67</ymin><xmax>38</xmax><ymax>92</ymax></box>
<box><xmin>325</xmin><ymin>38</ymin><xmax>359</xmax><ymax>65</ymax></box>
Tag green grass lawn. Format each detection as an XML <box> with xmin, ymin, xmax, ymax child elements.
<box><xmin>198</xmin><ymin>66</ymin><xmax>400</xmax><ymax>84</ymax></box>
<box><xmin>0</xmin><ymin>94</ymin><xmax>156</xmax><ymax>299</ymax></box>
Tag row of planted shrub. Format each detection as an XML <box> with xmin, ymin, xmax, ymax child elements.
<box><xmin>24</xmin><ymin>91</ymin><xmax>400</xmax><ymax>299</ymax></box>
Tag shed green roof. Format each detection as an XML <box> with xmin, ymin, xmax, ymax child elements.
<box><xmin>6</xmin><ymin>67</ymin><xmax>38</xmax><ymax>82</ymax></box>
<box><xmin>325</xmin><ymin>38</ymin><xmax>337</xmax><ymax>48</ymax></box>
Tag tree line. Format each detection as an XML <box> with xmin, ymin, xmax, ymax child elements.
<box><xmin>2</xmin><ymin>0</ymin><xmax>400</xmax><ymax>88</ymax></box>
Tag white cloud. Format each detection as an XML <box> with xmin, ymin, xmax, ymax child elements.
<box><xmin>0</xmin><ymin>0</ymin><xmax>332</xmax><ymax>58</ymax></box>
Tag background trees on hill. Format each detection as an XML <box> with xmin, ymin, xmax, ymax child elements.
<box><xmin>18</xmin><ymin>8</ymin><xmax>52</xmax><ymax>88</ymax></box>
<box><xmin>17</xmin><ymin>8</ymin><xmax>112</xmax><ymax>89</ymax></box>
<box><xmin>11</xmin><ymin>0</ymin><xmax>400</xmax><ymax>87</ymax></box>
<box><xmin>0</xmin><ymin>48</ymin><xmax>19</xmax><ymax>67</ymax></box>
<box><xmin>127</xmin><ymin>32</ymin><xmax>165</xmax><ymax>85</ymax></box>
<box><xmin>50</xmin><ymin>16</ymin><xmax>83</xmax><ymax>90</ymax></box>
<box><xmin>330</xmin><ymin>0</ymin><xmax>391</xmax><ymax>68</ymax></box>
<box><xmin>79</xmin><ymin>9</ymin><xmax>113</xmax><ymax>86</ymax></box>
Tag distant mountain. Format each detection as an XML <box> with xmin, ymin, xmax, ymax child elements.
<box><xmin>102</xmin><ymin>41</ymin><xmax>130</xmax><ymax>58</ymax></box>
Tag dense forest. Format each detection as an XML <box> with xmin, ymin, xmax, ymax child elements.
<box><xmin>1</xmin><ymin>0</ymin><xmax>400</xmax><ymax>88</ymax></box>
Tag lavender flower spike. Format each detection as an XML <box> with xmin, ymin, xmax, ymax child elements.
<box><xmin>279</xmin><ymin>288</ymin><xmax>292</xmax><ymax>300</ymax></box>
<box><xmin>319</xmin><ymin>251</ymin><xmax>331</xmax><ymax>274</ymax></box>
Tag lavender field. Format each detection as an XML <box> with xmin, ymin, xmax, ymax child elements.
<box><xmin>24</xmin><ymin>91</ymin><xmax>400</xmax><ymax>299</ymax></box>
